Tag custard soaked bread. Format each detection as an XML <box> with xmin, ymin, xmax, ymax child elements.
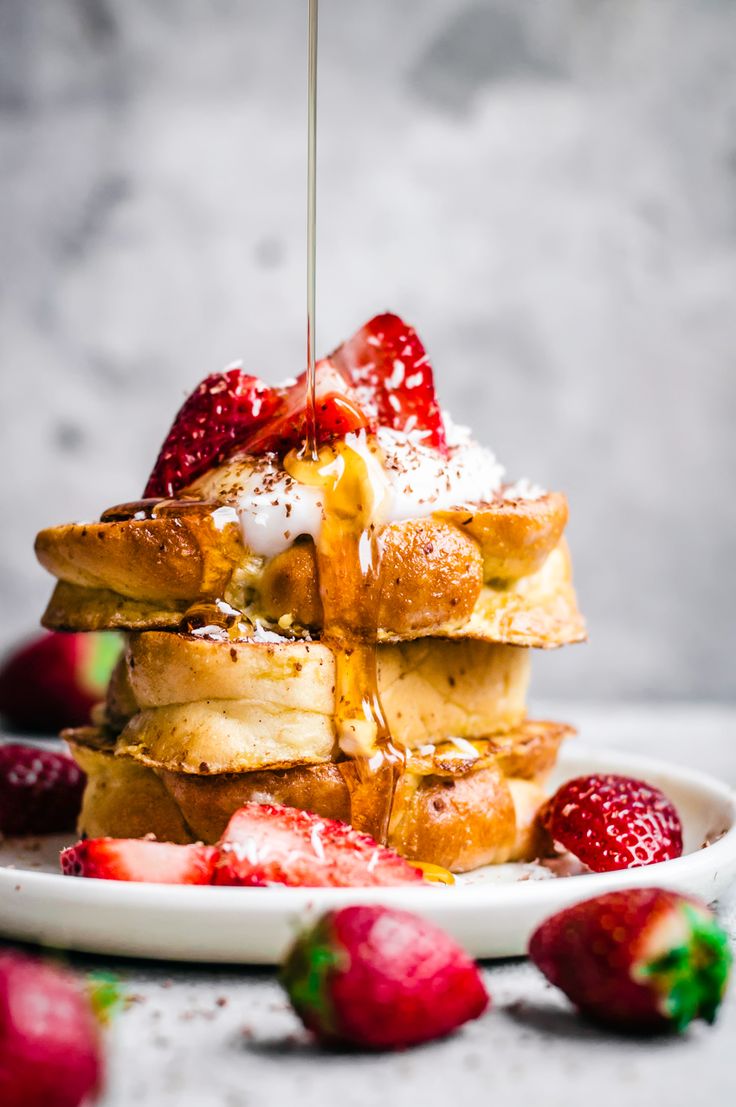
<box><xmin>36</xmin><ymin>312</ymin><xmax>585</xmax><ymax>873</ymax></box>
<box><xmin>37</xmin><ymin>491</ymin><xmax>583</xmax><ymax>647</ymax></box>
<box><xmin>108</xmin><ymin>634</ymin><xmax>532</xmax><ymax>767</ymax></box>
<box><xmin>66</xmin><ymin>719</ymin><xmax>571</xmax><ymax>871</ymax></box>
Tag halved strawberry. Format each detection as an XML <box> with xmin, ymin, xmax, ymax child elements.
<box><xmin>214</xmin><ymin>802</ymin><xmax>423</xmax><ymax>887</ymax></box>
<box><xmin>60</xmin><ymin>838</ymin><xmax>218</xmax><ymax>884</ymax></box>
<box><xmin>144</xmin><ymin>369</ymin><xmax>280</xmax><ymax>498</ymax></box>
<box><xmin>243</xmin><ymin>360</ymin><xmax>369</xmax><ymax>455</ymax></box>
<box><xmin>333</xmin><ymin>312</ymin><xmax>447</xmax><ymax>452</ymax></box>
<box><xmin>145</xmin><ymin>314</ymin><xmax>447</xmax><ymax>497</ymax></box>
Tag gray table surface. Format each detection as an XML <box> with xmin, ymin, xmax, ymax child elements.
<box><xmin>3</xmin><ymin>703</ymin><xmax>735</xmax><ymax>1107</ymax></box>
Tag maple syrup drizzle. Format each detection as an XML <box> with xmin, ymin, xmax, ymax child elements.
<box><xmin>304</xmin><ymin>0</ymin><xmax>319</xmax><ymax>461</ymax></box>
<box><xmin>284</xmin><ymin>438</ymin><xmax>405</xmax><ymax>842</ymax></box>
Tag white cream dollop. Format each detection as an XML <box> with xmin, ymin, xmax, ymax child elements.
<box><xmin>192</xmin><ymin>416</ymin><xmax>540</xmax><ymax>558</ymax></box>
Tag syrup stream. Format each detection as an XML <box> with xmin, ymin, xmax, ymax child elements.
<box><xmin>305</xmin><ymin>0</ymin><xmax>319</xmax><ymax>461</ymax></box>
<box><xmin>292</xmin><ymin>3</ymin><xmax>405</xmax><ymax>845</ymax></box>
<box><xmin>284</xmin><ymin>440</ymin><xmax>405</xmax><ymax>842</ymax></box>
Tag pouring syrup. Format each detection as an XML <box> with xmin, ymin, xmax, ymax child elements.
<box><xmin>293</xmin><ymin>1</ymin><xmax>404</xmax><ymax>841</ymax></box>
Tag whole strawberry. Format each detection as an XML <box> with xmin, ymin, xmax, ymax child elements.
<box><xmin>281</xmin><ymin>905</ymin><xmax>488</xmax><ymax>1049</ymax></box>
<box><xmin>0</xmin><ymin>743</ymin><xmax>85</xmax><ymax>836</ymax></box>
<box><xmin>0</xmin><ymin>951</ymin><xmax>104</xmax><ymax>1107</ymax></box>
<box><xmin>529</xmin><ymin>888</ymin><xmax>732</xmax><ymax>1033</ymax></box>
<box><xmin>0</xmin><ymin>631</ymin><xmax>122</xmax><ymax>734</ymax></box>
<box><xmin>539</xmin><ymin>774</ymin><xmax>683</xmax><ymax>872</ymax></box>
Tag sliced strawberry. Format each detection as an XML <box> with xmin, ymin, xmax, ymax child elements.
<box><xmin>333</xmin><ymin>312</ymin><xmax>447</xmax><ymax>452</ymax></box>
<box><xmin>214</xmin><ymin>802</ymin><xmax>423</xmax><ymax>887</ymax></box>
<box><xmin>60</xmin><ymin>838</ymin><xmax>218</xmax><ymax>884</ymax></box>
<box><xmin>538</xmin><ymin>774</ymin><xmax>683</xmax><ymax>873</ymax></box>
<box><xmin>243</xmin><ymin>360</ymin><xmax>368</xmax><ymax>455</ymax></box>
<box><xmin>144</xmin><ymin>314</ymin><xmax>446</xmax><ymax>496</ymax></box>
<box><xmin>144</xmin><ymin>369</ymin><xmax>280</xmax><ymax>498</ymax></box>
<box><xmin>0</xmin><ymin>743</ymin><xmax>85</xmax><ymax>836</ymax></box>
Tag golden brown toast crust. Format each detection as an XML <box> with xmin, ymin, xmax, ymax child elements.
<box><xmin>36</xmin><ymin>492</ymin><xmax>584</xmax><ymax>647</ymax></box>
<box><xmin>436</xmin><ymin>491</ymin><xmax>569</xmax><ymax>582</ymax></box>
<box><xmin>40</xmin><ymin>544</ymin><xmax>584</xmax><ymax>648</ymax></box>
<box><xmin>35</xmin><ymin>511</ymin><xmax>245</xmax><ymax>604</ymax></box>
<box><xmin>106</xmin><ymin>634</ymin><xmax>531</xmax><ymax>770</ymax></box>
<box><xmin>67</xmin><ymin>718</ymin><xmax>571</xmax><ymax>871</ymax></box>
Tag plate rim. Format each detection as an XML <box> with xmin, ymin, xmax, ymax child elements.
<box><xmin>1</xmin><ymin>744</ymin><xmax>735</xmax><ymax>914</ymax></box>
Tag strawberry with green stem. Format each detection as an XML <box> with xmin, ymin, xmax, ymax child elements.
<box><xmin>281</xmin><ymin>905</ymin><xmax>488</xmax><ymax>1049</ymax></box>
<box><xmin>529</xmin><ymin>888</ymin><xmax>732</xmax><ymax>1032</ymax></box>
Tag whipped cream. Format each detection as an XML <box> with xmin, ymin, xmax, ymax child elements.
<box><xmin>192</xmin><ymin>415</ymin><xmax>541</xmax><ymax>558</ymax></box>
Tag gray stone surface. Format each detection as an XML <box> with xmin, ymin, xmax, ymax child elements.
<box><xmin>2</xmin><ymin>703</ymin><xmax>736</xmax><ymax>1106</ymax></box>
<box><xmin>1</xmin><ymin>1</ymin><xmax>736</xmax><ymax>699</ymax></box>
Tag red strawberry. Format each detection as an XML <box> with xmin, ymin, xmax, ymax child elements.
<box><xmin>0</xmin><ymin>632</ymin><xmax>122</xmax><ymax>734</ymax></box>
<box><xmin>144</xmin><ymin>362</ymin><xmax>367</xmax><ymax>497</ymax></box>
<box><xmin>144</xmin><ymin>368</ymin><xmax>280</xmax><ymax>497</ymax></box>
<box><xmin>281</xmin><ymin>905</ymin><xmax>489</xmax><ymax>1049</ymax></box>
<box><xmin>60</xmin><ymin>838</ymin><xmax>218</xmax><ymax>884</ymax></box>
<box><xmin>333</xmin><ymin>312</ymin><xmax>447</xmax><ymax>452</ymax></box>
<box><xmin>529</xmin><ymin>888</ymin><xmax>732</xmax><ymax>1033</ymax></box>
<box><xmin>243</xmin><ymin>360</ymin><xmax>368</xmax><ymax>455</ymax></box>
<box><xmin>214</xmin><ymin>802</ymin><xmax>423</xmax><ymax>887</ymax></box>
<box><xmin>538</xmin><ymin>774</ymin><xmax>683</xmax><ymax>872</ymax></box>
<box><xmin>0</xmin><ymin>950</ymin><xmax>104</xmax><ymax>1107</ymax></box>
<box><xmin>0</xmin><ymin>743</ymin><xmax>85</xmax><ymax>836</ymax></box>
<box><xmin>144</xmin><ymin>314</ymin><xmax>448</xmax><ymax>496</ymax></box>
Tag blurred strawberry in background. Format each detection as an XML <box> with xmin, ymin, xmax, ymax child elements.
<box><xmin>0</xmin><ymin>950</ymin><xmax>105</xmax><ymax>1107</ymax></box>
<box><xmin>0</xmin><ymin>632</ymin><xmax>121</xmax><ymax>735</ymax></box>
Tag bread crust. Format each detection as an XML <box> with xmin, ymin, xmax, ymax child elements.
<box><xmin>436</xmin><ymin>492</ymin><xmax>569</xmax><ymax>582</ymax></box>
<box><xmin>40</xmin><ymin>542</ymin><xmax>584</xmax><ymax>649</ymax></box>
<box><xmin>36</xmin><ymin>493</ymin><xmax>584</xmax><ymax>647</ymax></box>
<box><xmin>260</xmin><ymin>519</ymin><xmax>484</xmax><ymax>635</ymax></box>
<box><xmin>66</xmin><ymin>719</ymin><xmax>571</xmax><ymax>871</ymax></box>
<box><xmin>107</xmin><ymin>634</ymin><xmax>531</xmax><ymax>769</ymax></box>
<box><xmin>35</xmin><ymin>512</ymin><xmax>245</xmax><ymax>603</ymax></box>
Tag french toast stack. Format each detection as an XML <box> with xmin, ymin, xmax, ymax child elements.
<box><xmin>35</xmin><ymin>314</ymin><xmax>585</xmax><ymax>872</ymax></box>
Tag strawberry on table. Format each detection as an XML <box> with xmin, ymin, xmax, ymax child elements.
<box><xmin>0</xmin><ymin>950</ymin><xmax>104</xmax><ymax>1107</ymax></box>
<box><xmin>0</xmin><ymin>743</ymin><xmax>85</xmax><ymax>837</ymax></box>
<box><xmin>281</xmin><ymin>905</ymin><xmax>489</xmax><ymax>1049</ymax></box>
<box><xmin>529</xmin><ymin>888</ymin><xmax>732</xmax><ymax>1033</ymax></box>
<box><xmin>538</xmin><ymin>773</ymin><xmax>683</xmax><ymax>872</ymax></box>
<box><xmin>60</xmin><ymin>838</ymin><xmax>218</xmax><ymax>884</ymax></box>
<box><xmin>0</xmin><ymin>631</ymin><xmax>122</xmax><ymax>734</ymax></box>
<box><xmin>214</xmin><ymin>802</ymin><xmax>423</xmax><ymax>887</ymax></box>
<box><xmin>332</xmin><ymin>312</ymin><xmax>448</xmax><ymax>452</ymax></box>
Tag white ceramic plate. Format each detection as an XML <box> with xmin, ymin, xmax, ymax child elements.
<box><xmin>1</xmin><ymin>746</ymin><xmax>735</xmax><ymax>963</ymax></box>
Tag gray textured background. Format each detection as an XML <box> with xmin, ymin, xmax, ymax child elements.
<box><xmin>1</xmin><ymin>0</ymin><xmax>735</xmax><ymax>701</ymax></box>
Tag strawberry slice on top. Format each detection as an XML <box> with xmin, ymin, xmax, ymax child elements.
<box><xmin>144</xmin><ymin>313</ymin><xmax>447</xmax><ymax>498</ymax></box>
<box><xmin>144</xmin><ymin>368</ymin><xmax>280</xmax><ymax>498</ymax></box>
<box><xmin>243</xmin><ymin>359</ymin><xmax>368</xmax><ymax>456</ymax></box>
<box><xmin>332</xmin><ymin>312</ymin><xmax>447</xmax><ymax>452</ymax></box>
